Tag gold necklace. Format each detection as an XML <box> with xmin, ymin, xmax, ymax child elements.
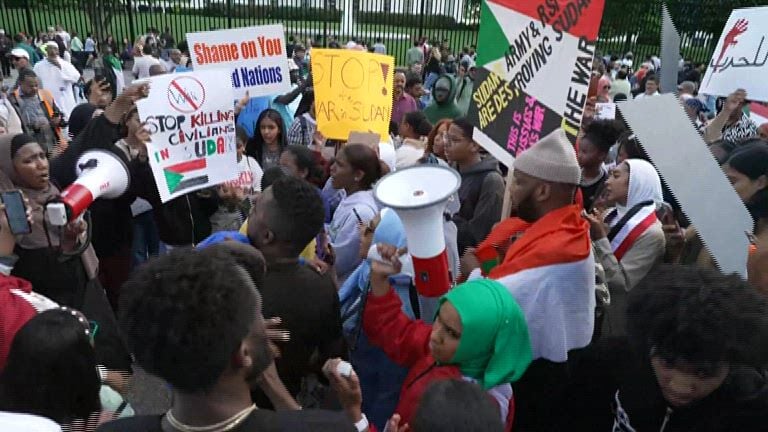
<box><xmin>165</xmin><ymin>404</ymin><xmax>257</xmax><ymax>432</ymax></box>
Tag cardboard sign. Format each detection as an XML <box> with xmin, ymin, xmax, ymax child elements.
<box><xmin>660</xmin><ymin>5</ymin><xmax>681</xmax><ymax>96</ymax></box>
<box><xmin>467</xmin><ymin>0</ymin><xmax>606</xmax><ymax>159</ymax></box>
<box><xmin>186</xmin><ymin>25</ymin><xmax>291</xmax><ymax>99</ymax></box>
<box><xmin>311</xmin><ymin>49</ymin><xmax>394</xmax><ymax>141</ymax></box>
<box><xmin>137</xmin><ymin>70</ymin><xmax>238</xmax><ymax>203</ymax></box>
<box><xmin>347</xmin><ymin>131</ymin><xmax>381</xmax><ymax>150</ymax></box>
<box><xmin>700</xmin><ymin>6</ymin><xmax>768</xmax><ymax>102</ymax></box>
<box><xmin>619</xmin><ymin>94</ymin><xmax>754</xmax><ymax>278</ymax></box>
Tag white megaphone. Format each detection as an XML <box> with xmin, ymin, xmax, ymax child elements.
<box><xmin>373</xmin><ymin>165</ymin><xmax>461</xmax><ymax>297</ymax></box>
<box><xmin>46</xmin><ymin>149</ymin><xmax>131</xmax><ymax>226</ymax></box>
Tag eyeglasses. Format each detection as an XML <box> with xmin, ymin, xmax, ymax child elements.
<box><xmin>10</xmin><ymin>57</ymin><xmax>21</xmax><ymax>62</ymax></box>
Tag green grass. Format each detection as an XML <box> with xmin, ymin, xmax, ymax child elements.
<box><xmin>0</xmin><ymin>9</ymin><xmax>478</xmax><ymax>65</ymax></box>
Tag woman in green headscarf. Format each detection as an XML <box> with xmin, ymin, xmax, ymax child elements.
<box><xmin>363</xmin><ymin>243</ymin><xmax>532</xmax><ymax>429</ymax></box>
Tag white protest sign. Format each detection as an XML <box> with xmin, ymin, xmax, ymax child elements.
<box><xmin>137</xmin><ymin>70</ymin><xmax>238</xmax><ymax>203</ymax></box>
<box><xmin>186</xmin><ymin>25</ymin><xmax>291</xmax><ymax>99</ymax></box>
<box><xmin>700</xmin><ymin>6</ymin><xmax>768</xmax><ymax>102</ymax></box>
<box><xmin>619</xmin><ymin>94</ymin><xmax>754</xmax><ymax>278</ymax></box>
<box><xmin>594</xmin><ymin>102</ymin><xmax>616</xmax><ymax>120</ymax></box>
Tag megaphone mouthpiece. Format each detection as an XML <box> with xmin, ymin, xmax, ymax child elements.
<box><xmin>48</xmin><ymin>150</ymin><xmax>130</xmax><ymax>226</ymax></box>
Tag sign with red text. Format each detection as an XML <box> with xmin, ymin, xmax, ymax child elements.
<box><xmin>700</xmin><ymin>6</ymin><xmax>768</xmax><ymax>102</ymax></box>
<box><xmin>187</xmin><ymin>25</ymin><xmax>291</xmax><ymax>99</ymax></box>
<box><xmin>137</xmin><ymin>70</ymin><xmax>238</xmax><ymax>203</ymax></box>
<box><xmin>467</xmin><ymin>0</ymin><xmax>606</xmax><ymax>160</ymax></box>
<box><xmin>311</xmin><ymin>49</ymin><xmax>394</xmax><ymax>141</ymax></box>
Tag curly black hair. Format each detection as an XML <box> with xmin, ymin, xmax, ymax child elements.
<box><xmin>627</xmin><ymin>264</ymin><xmax>768</xmax><ymax>371</ymax></box>
<box><xmin>265</xmin><ymin>176</ymin><xmax>324</xmax><ymax>255</ymax></box>
<box><xmin>582</xmin><ymin>120</ymin><xmax>624</xmax><ymax>154</ymax></box>
<box><xmin>118</xmin><ymin>248</ymin><xmax>259</xmax><ymax>392</ymax></box>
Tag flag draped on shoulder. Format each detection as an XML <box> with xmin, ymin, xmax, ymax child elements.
<box><xmin>473</xmin><ymin>205</ymin><xmax>595</xmax><ymax>362</ymax></box>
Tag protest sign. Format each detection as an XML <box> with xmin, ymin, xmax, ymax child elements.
<box><xmin>136</xmin><ymin>70</ymin><xmax>238</xmax><ymax>203</ymax></box>
<box><xmin>595</xmin><ymin>102</ymin><xmax>616</xmax><ymax>120</ymax></box>
<box><xmin>660</xmin><ymin>5</ymin><xmax>681</xmax><ymax>96</ymax></box>
<box><xmin>467</xmin><ymin>0</ymin><xmax>606</xmax><ymax>160</ymax></box>
<box><xmin>348</xmin><ymin>131</ymin><xmax>381</xmax><ymax>151</ymax></box>
<box><xmin>619</xmin><ymin>94</ymin><xmax>754</xmax><ymax>278</ymax></box>
<box><xmin>186</xmin><ymin>25</ymin><xmax>291</xmax><ymax>99</ymax></box>
<box><xmin>311</xmin><ymin>49</ymin><xmax>394</xmax><ymax>141</ymax></box>
<box><xmin>700</xmin><ymin>6</ymin><xmax>768</xmax><ymax>102</ymax></box>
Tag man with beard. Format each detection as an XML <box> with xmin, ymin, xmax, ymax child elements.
<box><xmin>391</xmin><ymin>71</ymin><xmax>418</xmax><ymax>125</ymax></box>
<box><xmin>98</xmin><ymin>246</ymin><xmax>357</xmax><ymax>431</ymax></box>
<box><xmin>461</xmin><ymin>128</ymin><xmax>595</xmax><ymax>432</ymax></box>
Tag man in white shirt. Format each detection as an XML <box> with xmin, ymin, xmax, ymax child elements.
<box><xmin>131</xmin><ymin>44</ymin><xmax>160</xmax><ymax>79</ymax></box>
<box><xmin>55</xmin><ymin>25</ymin><xmax>70</xmax><ymax>49</ymax></box>
<box><xmin>162</xmin><ymin>48</ymin><xmax>182</xmax><ymax>73</ymax></box>
<box><xmin>634</xmin><ymin>76</ymin><xmax>660</xmax><ymax>100</ymax></box>
<box><xmin>32</xmin><ymin>41</ymin><xmax>80</xmax><ymax>119</ymax></box>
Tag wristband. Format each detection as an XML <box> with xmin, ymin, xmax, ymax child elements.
<box><xmin>354</xmin><ymin>414</ymin><xmax>369</xmax><ymax>432</ymax></box>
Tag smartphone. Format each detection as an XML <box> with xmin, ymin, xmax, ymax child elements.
<box><xmin>1</xmin><ymin>191</ymin><xmax>31</xmax><ymax>235</ymax></box>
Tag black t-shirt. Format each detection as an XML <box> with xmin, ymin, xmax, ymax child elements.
<box><xmin>580</xmin><ymin>170</ymin><xmax>608</xmax><ymax>211</ymax></box>
<box><xmin>255</xmin><ymin>262</ymin><xmax>344</xmax><ymax>398</ymax></box>
<box><xmin>96</xmin><ymin>409</ymin><xmax>356</xmax><ymax>432</ymax></box>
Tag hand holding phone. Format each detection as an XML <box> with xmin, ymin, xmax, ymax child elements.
<box><xmin>1</xmin><ymin>190</ymin><xmax>31</xmax><ymax>235</ymax></box>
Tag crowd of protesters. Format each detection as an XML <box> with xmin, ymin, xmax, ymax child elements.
<box><xmin>0</xmin><ymin>21</ymin><xmax>766</xmax><ymax>432</ymax></box>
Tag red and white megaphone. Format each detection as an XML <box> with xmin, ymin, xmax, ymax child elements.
<box><xmin>373</xmin><ymin>165</ymin><xmax>461</xmax><ymax>297</ymax></box>
<box><xmin>46</xmin><ymin>149</ymin><xmax>131</xmax><ymax>226</ymax></box>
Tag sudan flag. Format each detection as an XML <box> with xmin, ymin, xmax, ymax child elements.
<box><xmin>468</xmin><ymin>0</ymin><xmax>606</xmax><ymax>153</ymax></box>
<box><xmin>164</xmin><ymin>159</ymin><xmax>210</xmax><ymax>194</ymax></box>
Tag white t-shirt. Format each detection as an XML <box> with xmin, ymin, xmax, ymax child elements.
<box><xmin>634</xmin><ymin>91</ymin><xmax>660</xmax><ymax>100</ymax></box>
<box><xmin>132</xmin><ymin>55</ymin><xmax>161</xmax><ymax>79</ymax></box>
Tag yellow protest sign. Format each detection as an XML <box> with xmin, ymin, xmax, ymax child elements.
<box><xmin>311</xmin><ymin>49</ymin><xmax>394</xmax><ymax>141</ymax></box>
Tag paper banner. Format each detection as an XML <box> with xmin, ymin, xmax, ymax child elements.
<box><xmin>618</xmin><ymin>94</ymin><xmax>754</xmax><ymax>278</ymax></box>
<box><xmin>311</xmin><ymin>49</ymin><xmax>394</xmax><ymax>141</ymax></box>
<box><xmin>699</xmin><ymin>6</ymin><xmax>768</xmax><ymax>102</ymax></box>
<box><xmin>469</xmin><ymin>0</ymin><xmax>606</xmax><ymax>159</ymax></box>
<box><xmin>186</xmin><ymin>25</ymin><xmax>291</xmax><ymax>99</ymax></box>
<box><xmin>137</xmin><ymin>70</ymin><xmax>238</xmax><ymax>203</ymax></box>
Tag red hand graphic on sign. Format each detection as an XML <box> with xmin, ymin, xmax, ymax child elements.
<box><xmin>713</xmin><ymin>19</ymin><xmax>748</xmax><ymax>73</ymax></box>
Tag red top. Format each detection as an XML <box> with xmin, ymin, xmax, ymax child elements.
<box><xmin>0</xmin><ymin>275</ymin><xmax>37</xmax><ymax>371</ymax></box>
<box><xmin>363</xmin><ymin>289</ymin><xmax>515</xmax><ymax>429</ymax></box>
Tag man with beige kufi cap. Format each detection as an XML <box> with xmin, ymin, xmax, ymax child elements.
<box><xmin>461</xmin><ymin>128</ymin><xmax>594</xmax><ymax>432</ymax></box>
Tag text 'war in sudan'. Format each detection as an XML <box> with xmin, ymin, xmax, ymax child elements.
<box><xmin>316</xmin><ymin>100</ymin><xmax>388</xmax><ymax>123</ymax></box>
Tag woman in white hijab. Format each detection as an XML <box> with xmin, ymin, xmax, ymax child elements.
<box><xmin>586</xmin><ymin>159</ymin><xmax>666</xmax><ymax>335</ymax></box>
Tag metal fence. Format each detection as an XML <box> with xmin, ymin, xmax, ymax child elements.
<box><xmin>1</xmin><ymin>0</ymin><xmax>480</xmax><ymax>65</ymax></box>
<box><xmin>0</xmin><ymin>0</ymin><xmax>762</xmax><ymax>66</ymax></box>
